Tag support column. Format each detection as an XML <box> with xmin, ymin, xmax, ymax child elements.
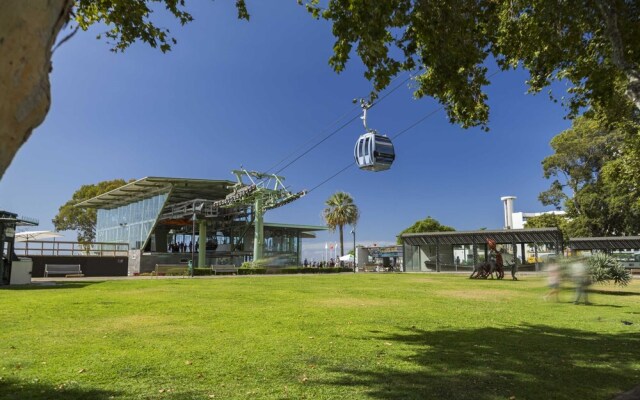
<box><xmin>253</xmin><ymin>198</ymin><xmax>264</xmax><ymax>261</ymax></box>
<box><xmin>296</xmin><ymin>235</ymin><xmax>301</xmax><ymax>265</ymax></box>
<box><xmin>198</xmin><ymin>220</ymin><xmax>207</xmax><ymax>268</ymax></box>
<box><xmin>472</xmin><ymin>239</ymin><xmax>478</xmax><ymax>266</ymax></box>
<box><xmin>289</xmin><ymin>235</ymin><xmax>296</xmax><ymax>257</ymax></box>
<box><xmin>435</xmin><ymin>239</ymin><xmax>440</xmax><ymax>272</ymax></box>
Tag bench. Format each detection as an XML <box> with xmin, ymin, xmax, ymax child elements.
<box><xmin>44</xmin><ymin>264</ymin><xmax>83</xmax><ymax>277</ymax></box>
<box><xmin>211</xmin><ymin>265</ymin><xmax>238</xmax><ymax>275</ymax></box>
<box><xmin>629</xmin><ymin>268</ymin><xmax>640</xmax><ymax>275</ymax></box>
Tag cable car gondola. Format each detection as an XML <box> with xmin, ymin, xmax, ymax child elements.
<box><xmin>354</xmin><ymin>131</ymin><xmax>395</xmax><ymax>172</ymax></box>
<box><xmin>353</xmin><ymin>102</ymin><xmax>395</xmax><ymax>172</ymax></box>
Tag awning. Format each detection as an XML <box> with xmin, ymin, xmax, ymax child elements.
<box><xmin>568</xmin><ymin>236</ymin><xmax>640</xmax><ymax>251</ymax></box>
<box><xmin>401</xmin><ymin>228</ymin><xmax>563</xmax><ymax>246</ymax></box>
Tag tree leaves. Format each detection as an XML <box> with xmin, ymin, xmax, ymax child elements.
<box><xmin>397</xmin><ymin>216</ymin><xmax>454</xmax><ymax>244</ymax></box>
<box><xmin>73</xmin><ymin>0</ymin><xmax>249</xmax><ymax>53</ymax></box>
<box><xmin>52</xmin><ymin>179</ymin><xmax>129</xmax><ymax>242</ymax></box>
<box><xmin>322</xmin><ymin>191</ymin><xmax>359</xmax><ymax>257</ymax></box>
<box><xmin>539</xmin><ymin>114</ymin><xmax>640</xmax><ymax>236</ymax></box>
<box><xmin>301</xmin><ymin>0</ymin><xmax>639</xmax><ymax>129</ymax></box>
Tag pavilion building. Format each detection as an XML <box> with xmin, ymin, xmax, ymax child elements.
<box><xmin>77</xmin><ymin>176</ymin><xmax>325</xmax><ymax>275</ymax></box>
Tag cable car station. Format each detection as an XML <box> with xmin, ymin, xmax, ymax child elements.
<box><xmin>76</xmin><ymin>172</ymin><xmax>325</xmax><ymax>275</ymax></box>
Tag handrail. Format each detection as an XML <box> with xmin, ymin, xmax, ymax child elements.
<box><xmin>14</xmin><ymin>240</ymin><xmax>129</xmax><ymax>257</ymax></box>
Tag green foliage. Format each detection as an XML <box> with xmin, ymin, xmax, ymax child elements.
<box><xmin>73</xmin><ymin>0</ymin><xmax>249</xmax><ymax>53</ymax></box>
<box><xmin>238</xmin><ymin>261</ymin><xmax>268</xmax><ymax>274</ymax></box>
<box><xmin>52</xmin><ymin>179</ymin><xmax>130</xmax><ymax>242</ymax></box>
<box><xmin>539</xmin><ymin>115</ymin><xmax>640</xmax><ymax>236</ymax></box>
<box><xmin>397</xmin><ymin>216</ymin><xmax>454</xmax><ymax>244</ymax></box>
<box><xmin>279</xmin><ymin>267</ymin><xmax>351</xmax><ymax>274</ymax></box>
<box><xmin>192</xmin><ymin>267</ymin><xmax>212</xmax><ymax>276</ymax></box>
<box><xmin>524</xmin><ymin>213</ymin><xmax>569</xmax><ymax>244</ymax></box>
<box><xmin>323</xmin><ymin>191</ymin><xmax>359</xmax><ymax>257</ymax></box>
<box><xmin>302</xmin><ymin>0</ymin><xmax>640</xmax><ymax>128</ymax></box>
<box><xmin>587</xmin><ymin>253</ymin><xmax>632</xmax><ymax>287</ymax></box>
<box><xmin>237</xmin><ymin>267</ymin><xmax>266</xmax><ymax>275</ymax></box>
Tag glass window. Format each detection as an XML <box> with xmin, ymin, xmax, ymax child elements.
<box><xmin>96</xmin><ymin>193</ymin><xmax>168</xmax><ymax>248</ymax></box>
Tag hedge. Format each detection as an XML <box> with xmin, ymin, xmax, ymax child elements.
<box><xmin>275</xmin><ymin>267</ymin><xmax>353</xmax><ymax>274</ymax></box>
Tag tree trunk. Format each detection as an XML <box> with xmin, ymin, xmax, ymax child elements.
<box><xmin>595</xmin><ymin>0</ymin><xmax>640</xmax><ymax>112</ymax></box>
<box><xmin>0</xmin><ymin>0</ymin><xmax>73</xmax><ymax>180</ymax></box>
<box><xmin>339</xmin><ymin>225</ymin><xmax>344</xmax><ymax>257</ymax></box>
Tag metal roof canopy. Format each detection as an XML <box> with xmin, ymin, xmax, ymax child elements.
<box><xmin>568</xmin><ymin>236</ymin><xmax>640</xmax><ymax>250</ymax></box>
<box><xmin>263</xmin><ymin>222</ymin><xmax>327</xmax><ymax>239</ymax></box>
<box><xmin>76</xmin><ymin>177</ymin><xmax>235</xmax><ymax>209</ymax></box>
<box><xmin>401</xmin><ymin>228</ymin><xmax>563</xmax><ymax>246</ymax></box>
<box><xmin>0</xmin><ymin>211</ymin><xmax>39</xmax><ymax>226</ymax></box>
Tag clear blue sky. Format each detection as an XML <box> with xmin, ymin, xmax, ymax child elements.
<box><xmin>0</xmin><ymin>1</ymin><xmax>571</xmax><ymax>261</ymax></box>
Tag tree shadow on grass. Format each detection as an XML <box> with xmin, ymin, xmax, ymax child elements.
<box><xmin>320</xmin><ymin>325</ymin><xmax>640</xmax><ymax>400</ymax></box>
<box><xmin>0</xmin><ymin>282</ymin><xmax>100</xmax><ymax>291</ymax></box>
<box><xmin>589</xmin><ymin>289</ymin><xmax>640</xmax><ymax>297</ymax></box>
<box><xmin>0</xmin><ymin>378</ymin><xmax>120</xmax><ymax>400</ymax></box>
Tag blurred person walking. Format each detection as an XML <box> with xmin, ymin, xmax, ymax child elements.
<box><xmin>543</xmin><ymin>257</ymin><xmax>561</xmax><ymax>302</ymax></box>
<box><xmin>571</xmin><ymin>257</ymin><xmax>591</xmax><ymax>305</ymax></box>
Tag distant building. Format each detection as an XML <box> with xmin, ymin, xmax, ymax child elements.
<box><xmin>501</xmin><ymin>195</ymin><xmax>566</xmax><ymax>229</ymax></box>
<box><xmin>512</xmin><ymin>210</ymin><xmax>567</xmax><ymax>229</ymax></box>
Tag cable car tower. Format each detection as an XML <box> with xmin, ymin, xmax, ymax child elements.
<box><xmin>159</xmin><ymin>169</ymin><xmax>305</xmax><ymax>265</ymax></box>
<box><xmin>354</xmin><ymin>100</ymin><xmax>396</xmax><ymax>172</ymax></box>
<box><xmin>226</xmin><ymin>169</ymin><xmax>306</xmax><ymax>261</ymax></box>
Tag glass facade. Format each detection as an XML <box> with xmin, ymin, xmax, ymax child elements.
<box><xmin>263</xmin><ymin>230</ymin><xmax>299</xmax><ymax>255</ymax></box>
<box><xmin>96</xmin><ymin>193</ymin><xmax>168</xmax><ymax>249</ymax></box>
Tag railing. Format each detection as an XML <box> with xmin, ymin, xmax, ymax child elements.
<box><xmin>14</xmin><ymin>240</ymin><xmax>129</xmax><ymax>257</ymax></box>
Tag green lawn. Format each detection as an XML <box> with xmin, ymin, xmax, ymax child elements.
<box><xmin>1</xmin><ymin>274</ymin><xmax>639</xmax><ymax>399</ymax></box>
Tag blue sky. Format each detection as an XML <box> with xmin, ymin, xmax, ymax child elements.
<box><xmin>0</xmin><ymin>1</ymin><xmax>571</xmax><ymax>261</ymax></box>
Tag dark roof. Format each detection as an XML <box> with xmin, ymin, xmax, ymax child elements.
<box><xmin>263</xmin><ymin>222</ymin><xmax>327</xmax><ymax>232</ymax></box>
<box><xmin>0</xmin><ymin>211</ymin><xmax>39</xmax><ymax>226</ymax></box>
<box><xmin>568</xmin><ymin>236</ymin><xmax>640</xmax><ymax>250</ymax></box>
<box><xmin>401</xmin><ymin>228</ymin><xmax>563</xmax><ymax>246</ymax></box>
<box><xmin>76</xmin><ymin>177</ymin><xmax>235</xmax><ymax>209</ymax></box>
<box><xmin>263</xmin><ymin>222</ymin><xmax>327</xmax><ymax>239</ymax></box>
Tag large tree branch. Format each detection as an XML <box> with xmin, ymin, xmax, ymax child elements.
<box><xmin>595</xmin><ymin>0</ymin><xmax>640</xmax><ymax>111</ymax></box>
<box><xmin>0</xmin><ymin>0</ymin><xmax>73</xmax><ymax>180</ymax></box>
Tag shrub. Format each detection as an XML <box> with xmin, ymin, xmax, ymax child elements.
<box><xmin>587</xmin><ymin>253</ymin><xmax>632</xmax><ymax>287</ymax></box>
<box><xmin>164</xmin><ymin>267</ymin><xmax>188</xmax><ymax>276</ymax></box>
<box><xmin>238</xmin><ymin>268</ymin><xmax>266</xmax><ymax>275</ymax></box>
<box><xmin>275</xmin><ymin>267</ymin><xmax>352</xmax><ymax>274</ymax></box>
<box><xmin>192</xmin><ymin>268</ymin><xmax>212</xmax><ymax>276</ymax></box>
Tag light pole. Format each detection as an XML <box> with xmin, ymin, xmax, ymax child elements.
<box><xmin>351</xmin><ymin>228</ymin><xmax>356</xmax><ymax>273</ymax></box>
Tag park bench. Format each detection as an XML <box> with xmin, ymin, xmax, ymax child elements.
<box><xmin>44</xmin><ymin>264</ymin><xmax>83</xmax><ymax>277</ymax></box>
<box><xmin>211</xmin><ymin>265</ymin><xmax>238</xmax><ymax>275</ymax></box>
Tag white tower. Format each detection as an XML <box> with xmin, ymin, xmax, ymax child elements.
<box><xmin>500</xmin><ymin>196</ymin><xmax>517</xmax><ymax>229</ymax></box>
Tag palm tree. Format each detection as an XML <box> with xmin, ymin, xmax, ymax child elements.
<box><xmin>322</xmin><ymin>191</ymin><xmax>359</xmax><ymax>257</ymax></box>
